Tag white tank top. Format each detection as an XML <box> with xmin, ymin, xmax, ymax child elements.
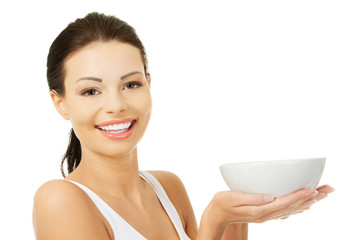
<box><xmin>66</xmin><ymin>171</ymin><xmax>191</xmax><ymax>240</ymax></box>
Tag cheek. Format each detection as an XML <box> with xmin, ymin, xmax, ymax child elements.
<box><xmin>67</xmin><ymin>97</ymin><xmax>100</xmax><ymax>128</ymax></box>
<box><xmin>67</xmin><ymin>98</ymin><xmax>101</xmax><ymax>150</ymax></box>
<box><xmin>131</xmin><ymin>91</ymin><xmax>152</xmax><ymax>142</ymax></box>
<box><xmin>129</xmin><ymin>91</ymin><xmax>152</xmax><ymax>122</ymax></box>
<box><xmin>143</xmin><ymin>93</ymin><xmax>152</xmax><ymax>118</ymax></box>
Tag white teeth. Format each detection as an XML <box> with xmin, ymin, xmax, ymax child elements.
<box><xmin>98</xmin><ymin>122</ymin><xmax>132</xmax><ymax>131</ymax></box>
<box><xmin>108</xmin><ymin>129</ymin><xmax>128</xmax><ymax>134</ymax></box>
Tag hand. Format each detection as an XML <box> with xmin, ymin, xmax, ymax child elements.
<box><xmin>275</xmin><ymin>185</ymin><xmax>334</xmax><ymax>220</ymax></box>
<box><xmin>203</xmin><ymin>185</ymin><xmax>334</xmax><ymax>227</ymax></box>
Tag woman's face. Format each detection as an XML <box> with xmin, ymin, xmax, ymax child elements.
<box><xmin>51</xmin><ymin>41</ymin><xmax>152</xmax><ymax>158</ymax></box>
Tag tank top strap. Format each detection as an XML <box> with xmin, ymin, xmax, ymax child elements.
<box><xmin>139</xmin><ymin>171</ymin><xmax>191</xmax><ymax>240</ymax></box>
<box><xmin>65</xmin><ymin>171</ymin><xmax>190</xmax><ymax>240</ymax></box>
<box><xmin>65</xmin><ymin>179</ymin><xmax>147</xmax><ymax>240</ymax></box>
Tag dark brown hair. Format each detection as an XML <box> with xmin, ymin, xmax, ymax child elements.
<box><xmin>47</xmin><ymin>12</ymin><xmax>149</xmax><ymax>177</ymax></box>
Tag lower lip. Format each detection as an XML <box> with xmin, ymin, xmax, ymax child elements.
<box><xmin>96</xmin><ymin>121</ymin><xmax>136</xmax><ymax>140</ymax></box>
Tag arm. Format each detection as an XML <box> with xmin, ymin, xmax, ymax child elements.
<box><xmin>196</xmin><ymin>191</ymin><xmax>269</xmax><ymax>240</ymax></box>
<box><xmin>196</xmin><ymin>185</ymin><xmax>334</xmax><ymax>240</ymax></box>
<box><xmin>221</xmin><ymin>224</ymin><xmax>248</xmax><ymax>240</ymax></box>
<box><xmin>196</xmin><ymin>223</ymin><xmax>249</xmax><ymax>240</ymax></box>
<box><xmin>151</xmin><ymin>171</ymin><xmax>248</xmax><ymax>240</ymax></box>
<box><xmin>33</xmin><ymin>180</ymin><xmax>111</xmax><ymax>240</ymax></box>
<box><xmin>152</xmin><ymin>171</ymin><xmax>333</xmax><ymax>240</ymax></box>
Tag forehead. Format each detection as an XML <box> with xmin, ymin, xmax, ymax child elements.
<box><xmin>64</xmin><ymin>41</ymin><xmax>144</xmax><ymax>83</ymax></box>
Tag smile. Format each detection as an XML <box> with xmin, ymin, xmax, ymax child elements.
<box><xmin>97</xmin><ymin>122</ymin><xmax>132</xmax><ymax>133</ymax></box>
<box><xmin>96</xmin><ymin>118</ymin><xmax>136</xmax><ymax>140</ymax></box>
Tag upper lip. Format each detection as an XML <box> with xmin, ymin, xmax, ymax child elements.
<box><xmin>96</xmin><ymin>118</ymin><xmax>136</xmax><ymax>127</ymax></box>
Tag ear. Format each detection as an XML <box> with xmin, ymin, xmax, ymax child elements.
<box><xmin>50</xmin><ymin>90</ymin><xmax>70</xmax><ymax>120</ymax></box>
<box><xmin>146</xmin><ymin>74</ymin><xmax>151</xmax><ymax>89</ymax></box>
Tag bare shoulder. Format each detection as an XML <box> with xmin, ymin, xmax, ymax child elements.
<box><xmin>148</xmin><ymin>170</ymin><xmax>184</xmax><ymax>190</ymax></box>
<box><xmin>147</xmin><ymin>170</ymin><xmax>190</xmax><ymax>203</ymax></box>
<box><xmin>147</xmin><ymin>171</ymin><xmax>189</xmax><ymax>218</ymax></box>
<box><xmin>33</xmin><ymin>180</ymin><xmax>111</xmax><ymax>240</ymax></box>
<box><xmin>34</xmin><ymin>179</ymin><xmax>85</xmax><ymax>204</ymax></box>
<box><xmin>147</xmin><ymin>171</ymin><xmax>198</xmax><ymax>238</ymax></box>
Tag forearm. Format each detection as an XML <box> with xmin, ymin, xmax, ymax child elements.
<box><xmin>221</xmin><ymin>223</ymin><xmax>248</xmax><ymax>240</ymax></box>
<box><xmin>196</xmin><ymin>203</ymin><xmax>248</xmax><ymax>240</ymax></box>
<box><xmin>196</xmin><ymin>206</ymin><xmax>227</xmax><ymax>240</ymax></box>
<box><xmin>196</xmin><ymin>217</ymin><xmax>248</xmax><ymax>240</ymax></box>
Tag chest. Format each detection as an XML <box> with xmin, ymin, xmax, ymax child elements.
<box><xmin>102</xmin><ymin>192</ymin><xmax>182</xmax><ymax>240</ymax></box>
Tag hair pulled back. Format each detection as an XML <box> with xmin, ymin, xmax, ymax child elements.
<box><xmin>47</xmin><ymin>12</ymin><xmax>149</xmax><ymax>177</ymax></box>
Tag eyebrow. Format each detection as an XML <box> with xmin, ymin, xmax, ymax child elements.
<box><xmin>75</xmin><ymin>71</ymin><xmax>143</xmax><ymax>84</ymax></box>
<box><xmin>120</xmin><ymin>71</ymin><xmax>143</xmax><ymax>80</ymax></box>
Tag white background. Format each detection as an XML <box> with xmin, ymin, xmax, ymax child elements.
<box><xmin>0</xmin><ymin>0</ymin><xmax>359</xmax><ymax>239</ymax></box>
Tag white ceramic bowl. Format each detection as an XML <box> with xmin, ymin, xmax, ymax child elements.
<box><xmin>220</xmin><ymin>157</ymin><xmax>326</xmax><ymax>198</ymax></box>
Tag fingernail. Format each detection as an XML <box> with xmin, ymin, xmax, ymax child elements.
<box><xmin>310</xmin><ymin>191</ymin><xmax>319</xmax><ymax>197</ymax></box>
<box><xmin>307</xmin><ymin>190</ymin><xmax>319</xmax><ymax>197</ymax></box>
<box><xmin>264</xmin><ymin>194</ymin><xmax>274</xmax><ymax>203</ymax></box>
<box><xmin>328</xmin><ymin>188</ymin><xmax>335</xmax><ymax>194</ymax></box>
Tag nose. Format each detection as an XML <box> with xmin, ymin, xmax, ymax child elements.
<box><xmin>103</xmin><ymin>91</ymin><xmax>128</xmax><ymax>114</ymax></box>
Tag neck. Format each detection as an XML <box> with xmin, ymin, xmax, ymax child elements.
<box><xmin>66</xmin><ymin>146</ymin><xmax>144</xmax><ymax>199</ymax></box>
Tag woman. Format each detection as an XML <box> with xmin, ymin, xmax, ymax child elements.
<box><xmin>33</xmin><ymin>12</ymin><xmax>334</xmax><ymax>240</ymax></box>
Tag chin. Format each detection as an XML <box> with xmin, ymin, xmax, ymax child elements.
<box><xmin>98</xmin><ymin>144</ymin><xmax>138</xmax><ymax>158</ymax></box>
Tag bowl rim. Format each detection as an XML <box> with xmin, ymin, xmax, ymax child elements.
<box><xmin>220</xmin><ymin>157</ymin><xmax>326</xmax><ymax>168</ymax></box>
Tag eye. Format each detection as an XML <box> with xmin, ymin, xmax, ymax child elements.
<box><xmin>124</xmin><ymin>81</ymin><xmax>142</xmax><ymax>90</ymax></box>
<box><xmin>81</xmin><ymin>88</ymin><xmax>100</xmax><ymax>96</ymax></box>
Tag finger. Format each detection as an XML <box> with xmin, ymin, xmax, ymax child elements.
<box><xmin>315</xmin><ymin>185</ymin><xmax>335</xmax><ymax>201</ymax></box>
<box><xmin>278</xmin><ymin>205</ymin><xmax>311</xmax><ymax>221</ymax></box>
<box><xmin>273</xmin><ymin>215</ymin><xmax>289</xmax><ymax>220</ymax></box>
<box><xmin>313</xmin><ymin>191</ymin><xmax>328</xmax><ymax>201</ymax></box>
<box><xmin>228</xmin><ymin>191</ymin><xmax>275</xmax><ymax>207</ymax></box>
<box><xmin>316</xmin><ymin>185</ymin><xmax>329</xmax><ymax>191</ymax></box>
<box><xmin>280</xmin><ymin>209</ymin><xmax>304</xmax><ymax>219</ymax></box>
<box><xmin>264</xmin><ymin>188</ymin><xmax>317</xmax><ymax>212</ymax></box>
<box><xmin>296</xmin><ymin>196</ymin><xmax>318</xmax><ymax>209</ymax></box>
<box><xmin>231</xmin><ymin>189</ymin><xmax>315</xmax><ymax>222</ymax></box>
<box><xmin>311</xmin><ymin>185</ymin><xmax>335</xmax><ymax>202</ymax></box>
<box><xmin>316</xmin><ymin>184</ymin><xmax>334</xmax><ymax>191</ymax></box>
<box><xmin>253</xmin><ymin>189</ymin><xmax>317</xmax><ymax>221</ymax></box>
<box><xmin>292</xmin><ymin>209</ymin><xmax>305</xmax><ymax>215</ymax></box>
<box><xmin>317</xmin><ymin>185</ymin><xmax>335</xmax><ymax>195</ymax></box>
<box><xmin>269</xmin><ymin>206</ymin><xmax>309</xmax><ymax>221</ymax></box>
